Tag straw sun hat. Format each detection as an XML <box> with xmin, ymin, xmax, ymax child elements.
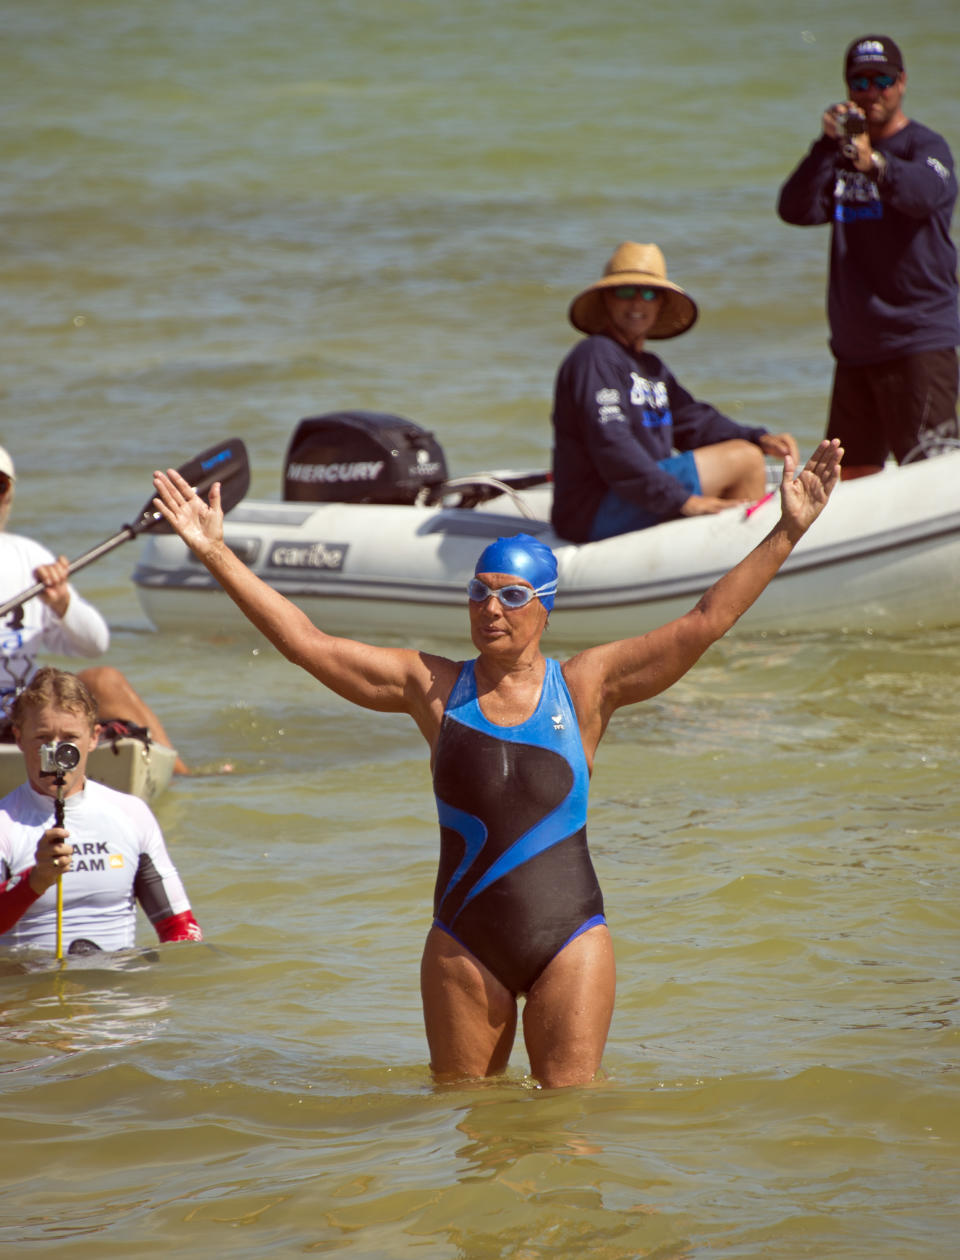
<box><xmin>568</xmin><ymin>242</ymin><xmax>699</xmax><ymax>340</ymax></box>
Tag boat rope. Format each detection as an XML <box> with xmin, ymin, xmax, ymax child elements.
<box><xmin>430</xmin><ymin>476</ymin><xmax>539</xmax><ymax>519</ymax></box>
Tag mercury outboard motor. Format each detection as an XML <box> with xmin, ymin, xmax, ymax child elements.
<box><xmin>282</xmin><ymin>411</ymin><xmax>448</xmax><ymax>505</ymax></box>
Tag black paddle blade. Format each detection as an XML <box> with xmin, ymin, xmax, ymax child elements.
<box><xmin>128</xmin><ymin>437</ymin><xmax>251</xmax><ymax>536</ymax></box>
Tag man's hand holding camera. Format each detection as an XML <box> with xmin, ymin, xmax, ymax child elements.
<box><xmin>29</xmin><ymin>827</ymin><xmax>73</xmax><ymax>894</ymax></box>
<box><xmin>823</xmin><ymin>103</ymin><xmax>873</xmax><ymax>170</ymax></box>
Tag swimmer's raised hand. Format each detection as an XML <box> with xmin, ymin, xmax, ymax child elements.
<box><xmin>152</xmin><ymin>468</ymin><xmax>224</xmax><ymax>559</ymax></box>
<box><xmin>778</xmin><ymin>438</ymin><xmax>843</xmax><ymax>541</ymax></box>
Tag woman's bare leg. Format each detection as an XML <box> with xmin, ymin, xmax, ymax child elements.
<box><xmin>694</xmin><ymin>439</ymin><xmax>767</xmax><ymax>501</ymax></box>
<box><xmin>522</xmin><ymin>924</ymin><xmax>616</xmax><ymax>1088</ymax></box>
<box><xmin>420</xmin><ymin>924</ymin><xmax>517</xmax><ymax>1080</ymax></box>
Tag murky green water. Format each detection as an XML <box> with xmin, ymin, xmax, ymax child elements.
<box><xmin>2</xmin><ymin>2</ymin><xmax>958</xmax><ymax>1256</ymax></box>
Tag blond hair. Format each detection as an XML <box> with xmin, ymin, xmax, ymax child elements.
<box><xmin>10</xmin><ymin>668</ymin><xmax>98</xmax><ymax>732</ymax></box>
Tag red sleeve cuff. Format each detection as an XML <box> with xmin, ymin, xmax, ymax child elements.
<box><xmin>0</xmin><ymin>870</ymin><xmax>43</xmax><ymax>935</ymax></box>
<box><xmin>154</xmin><ymin>909</ymin><xmax>203</xmax><ymax>943</ymax></box>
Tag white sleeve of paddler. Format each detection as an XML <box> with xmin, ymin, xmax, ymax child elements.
<box><xmin>49</xmin><ymin>587</ymin><xmax>111</xmax><ymax>657</ymax></box>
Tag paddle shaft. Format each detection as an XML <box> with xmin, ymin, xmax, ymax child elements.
<box><xmin>0</xmin><ymin>525</ymin><xmax>138</xmax><ymax>620</ymax></box>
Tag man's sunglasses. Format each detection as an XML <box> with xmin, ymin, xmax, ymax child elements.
<box><xmin>610</xmin><ymin>285</ymin><xmax>659</xmax><ymax>302</ymax></box>
<box><xmin>0</xmin><ymin>474</ymin><xmax>12</xmax><ymax>494</ymax></box>
<box><xmin>847</xmin><ymin>73</ymin><xmax>898</xmax><ymax>92</ymax></box>
<box><xmin>467</xmin><ymin>577</ymin><xmax>555</xmax><ymax>609</ymax></box>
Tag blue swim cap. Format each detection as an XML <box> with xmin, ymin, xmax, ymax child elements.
<box><xmin>473</xmin><ymin>533</ymin><xmax>558</xmax><ymax>611</ymax></box>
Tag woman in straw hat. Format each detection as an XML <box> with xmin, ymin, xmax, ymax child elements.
<box><xmin>550</xmin><ymin>242</ymin><xmax>799</xmax><ymax>543</ymax></box>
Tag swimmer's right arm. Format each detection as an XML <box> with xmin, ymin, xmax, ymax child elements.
<box><xmin>152</xmin><ymin>470</ymin><xmax>443</xmax><ymax>718</ymax></box>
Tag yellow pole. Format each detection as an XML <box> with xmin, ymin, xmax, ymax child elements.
<box><xmin>56</xmin><ymin>873</ymin><xmax>63</xmax><ymax>961</ymax></box>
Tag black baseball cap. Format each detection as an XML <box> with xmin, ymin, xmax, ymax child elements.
<box><xmin>845</xmin><ymin>34</ymin><xmax>904</xmax><ymax>80</ymax></box>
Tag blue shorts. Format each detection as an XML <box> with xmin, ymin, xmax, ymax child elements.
<box><xmin>588</xmin><ymin>451</ymin><xmax>701</xmax><ymax>541</ymax></box>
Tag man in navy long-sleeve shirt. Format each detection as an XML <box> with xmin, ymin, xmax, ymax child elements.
<box><xmin>777</xmin><ymin>33</ymin><xmax>959</xmax><ymax>479</ymax></box>
<box><xmin>550</xmin><ymin>242</ymin><xmax>798</xmax><ymax>544</ymax></box>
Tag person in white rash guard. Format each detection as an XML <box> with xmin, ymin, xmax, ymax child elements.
<box><xmin>0</xmin><ymin>444</ymin><xmax>187</xmax><ymax>772</ymax></box>
<box><xmin>0</xmin><ymin>668</ymin><xmax>201</xmax><ymax>954</ymax></box>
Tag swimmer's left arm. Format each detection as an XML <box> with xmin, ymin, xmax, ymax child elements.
<box><xmin>572</xmin><ymin>441</ymin><xmax>841</xmax><ymax>725</ymax></box>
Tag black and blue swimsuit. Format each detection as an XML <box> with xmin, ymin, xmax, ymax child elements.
<box><xmin>431</xmin><ymin>658</ymin><xmax>605</xmax><ymax>995</ymax></box>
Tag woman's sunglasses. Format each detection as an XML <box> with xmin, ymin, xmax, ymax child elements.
<box><xmin>848</xmin><ymin>73</ymin><xmax>898</xmax><ymax>92</ymax></box>
<box><xmin>467</xmin><ymin>577</ymin><xmax>555</xmax><ymax>609</ymax></box>
<box><xmin>610</xmin><ymin>285</ymin><xmax>659</xmax><ymax>302</ymax></box>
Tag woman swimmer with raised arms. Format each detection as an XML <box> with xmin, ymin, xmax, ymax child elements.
<box><xmin>153</xmin><ymin>438</ymin><xmax>841</xmax><ymax>1088</ymax></box>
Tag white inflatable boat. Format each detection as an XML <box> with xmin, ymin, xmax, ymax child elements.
<box><xmin>132</xmin><ymin>411</ymin><xmax>960</xmax><ymax>645</ymax></box>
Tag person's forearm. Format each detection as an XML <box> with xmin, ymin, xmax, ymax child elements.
<box><xmin>198</xmin><ymin>538</ymin><xmax>326</xmax><ymax>663</ymax></box>
<box><xmin>48</xmin><ymin>592</ymin><xmax>111</xmax><ymax>657</ymax></box>
<box><xmin>0</xmin><ymin>871</ymin><xmax>42</xmax><ymax>934</ymax></box>
<box><xmin>777</xmin><ymin>140</ymin><xmax>834</xmax><ymax>224</ymax></box>
<box><xmin>154</xmin><ymin>909</ymin><xmax>202</xmax><ymax>942</ymax></box>
<box><xmin>879</xmin><ymin>150</ymin><xmax>956</xmax><ymax>218</ymax></box>
<box><xmin>692</xmin><ymin>519</ymin><xmax>798</xmax><ymax>634</ymax></box>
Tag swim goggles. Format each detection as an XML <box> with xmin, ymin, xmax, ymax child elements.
<box><xmin>467</xmin><ymin>577</ymin><xmax>557</xmax><ymax>609</ymax></box>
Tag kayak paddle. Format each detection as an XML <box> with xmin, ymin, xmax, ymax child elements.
<box><xmin>0</xmin><ymin>437</ymin><xmax>250</xmax><ymax>620</ymax></box>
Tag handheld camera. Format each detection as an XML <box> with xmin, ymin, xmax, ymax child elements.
<box><xmin>39</xmin><ymin>740</ymin><xmax>81</xmax><ymax>776</ymax></box>
<box><xmin>836</xmin><ymin>109</ymin><xmax>867</xmax><ymax>140</ymax></box>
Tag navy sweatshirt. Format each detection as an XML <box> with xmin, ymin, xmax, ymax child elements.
<box><xmin>550</xmin><ymin>335</ymin><xmax>767</xmax><ymax>543</ymax></box>
<box><xmin>777</xmin><ymin>119</ymin><xmax>959</xmax><ymax>365</ymax></box>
